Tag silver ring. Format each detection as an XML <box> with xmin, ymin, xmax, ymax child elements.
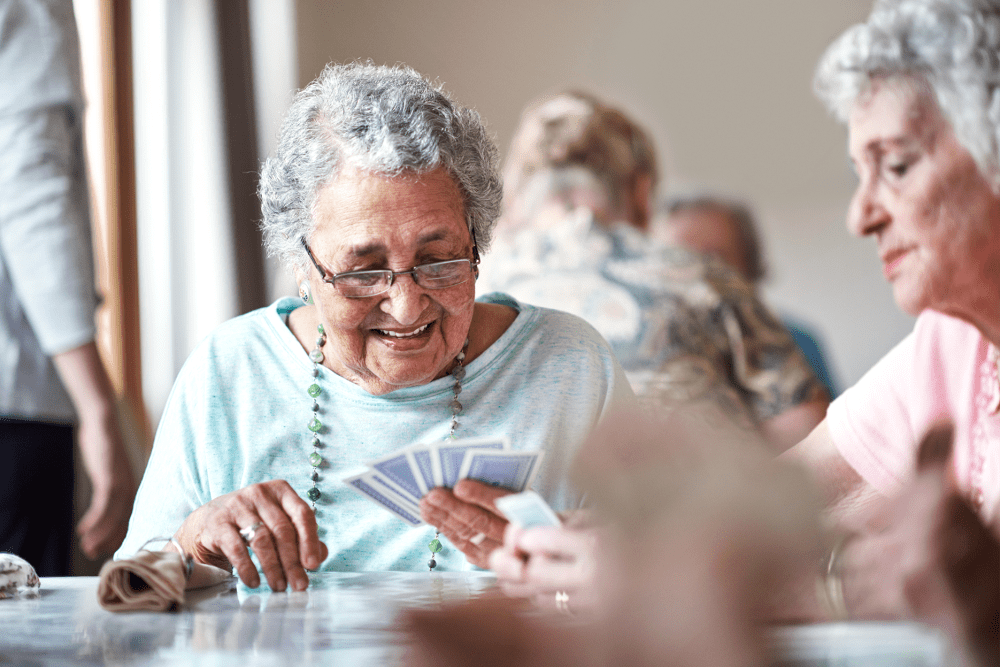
<box><xmin>239</xmin><ymin>521</ymin><xmax>265</xmax><ymax>544</ymax></box>
<box><xmin>555</xmin><ymin>590</ymin><xmax>570</xmax><ymax>614</ymax></box>
<box><xmin>469</xmin><ymin>532</ymin><xmax>487</xmax><ymax>546</ymax></box>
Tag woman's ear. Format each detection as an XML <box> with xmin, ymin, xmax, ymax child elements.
<box><xmin>294</xmin><ymin>268</ymin><xmax>312</xmax><ymax>304</ymax></box>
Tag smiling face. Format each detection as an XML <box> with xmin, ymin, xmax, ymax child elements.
<box><xmin>847</xmin><ymin>78</ymin><xmax>1000</xmax><ymax>319</ymax></box>
<box><xmin>304</xmin><ymin>167</ymin><xmax>476</xmax><ymax>395</ymax></box>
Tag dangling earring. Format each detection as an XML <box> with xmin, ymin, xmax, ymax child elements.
<box><xmin>299</xmin><ymin>280</ymin><xmax>313</xmax><ymax>305</ymax></box>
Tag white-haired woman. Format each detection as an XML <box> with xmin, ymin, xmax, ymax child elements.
<box><xmin>116</xmin><ymin>63</ymin><xmax>633</xmax><ymax>591</ymax></box>
<box><xmin>785</xmin><ymin>0</ymin><xmax>1000</xmax><ymax>652</ymax></box>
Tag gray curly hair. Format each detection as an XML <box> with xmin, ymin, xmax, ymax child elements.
<box><xmin>259</xmin><ymin>62</ymin><xmax>503</xmax><ymax>272</ymax></box>
<box><xmin>814</xmin><ymin>0</ymin><xmax>1000</xmax><ymax>188</ymax></box>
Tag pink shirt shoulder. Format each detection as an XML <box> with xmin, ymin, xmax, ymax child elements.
<box><xmin>827</xmin><ymin>310</ymin><xmax>999</xmax><ymax>524</ymax></box>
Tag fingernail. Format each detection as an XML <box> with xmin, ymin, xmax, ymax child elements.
<box><xmin>294</xmin><ymin>576</ymin><xmax>308</xmax><ymax>592</ymax></box>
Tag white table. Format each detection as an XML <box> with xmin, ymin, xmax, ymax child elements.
<box><xmin>0</xmin><ymin>574</ymin><xmax>955</xmax><ymax>666</ymax></box>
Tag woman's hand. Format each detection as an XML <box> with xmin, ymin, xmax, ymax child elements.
<box><xmin>419</xmin><ymin>480</ymin><xmax>510</xmax><ymax>568</ymax></box>
<box><xmin>490</xmin><ymin>523</ymin><xmax>599</xmax><ymax>613</ymax></box>
<box><xmin>838</xmin><ymin>424</ymin><xmax>999</xmax><ymax>660</ymax></box>
<box><xmin>173</xmin><ymin>480</ymin><xmax>328</xmax><ymax>591</ymax></box>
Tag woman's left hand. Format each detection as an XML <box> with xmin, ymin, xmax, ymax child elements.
<box><xmin>420</xmin><ymin>480</ymin><xmax>510</xmax><ymax>568</ymax></box>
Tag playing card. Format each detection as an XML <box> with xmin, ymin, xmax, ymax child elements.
<box><xmin>458</xmin><ymin>449</ymin><xmax>544</xmax><ymax>493</ymax></box>
<box><xmin>343</xmin><ymin>470</ymin><xmax>425</xmax><ymax>526</ymax></box>
<box><xmin>495</xmin><ymin>490</ymin><xmax>561</xmax><ymax>528</ymax></box>
<box><xmin>408</xmin><ymin>444</ymin><xmax>437</xmax><ymax>492</ymax></box>
<box><xmin>436</xmin><ymin>436</ymin><xmax>509</xmax><ymax>489</ymax></box>
<box><xmin>368</xmin><ymin>450</ymin><xmax>425</xmax><ymax>504</ymax></box>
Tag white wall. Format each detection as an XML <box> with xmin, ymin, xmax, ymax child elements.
<box><xmin>291</xmin><ymin>0</ymin><xmax>915</xmax><ymax>389</ymax></box>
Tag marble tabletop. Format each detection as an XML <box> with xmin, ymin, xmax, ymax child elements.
<box><xmin>0</xmin><ymin>574</ymin><xmax>955</xmax><ymax>666</ymax></box>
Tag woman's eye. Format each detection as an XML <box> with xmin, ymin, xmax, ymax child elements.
<box><xmin>886</xmin><ymin>156</ymin><xmax>916</xmax><ymax>178</ymax></box>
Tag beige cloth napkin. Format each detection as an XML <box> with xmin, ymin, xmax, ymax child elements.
<box><xmin>98</xmin><ymin>550</ymin><xmax>232</xmax><ymax>612</ymax></box>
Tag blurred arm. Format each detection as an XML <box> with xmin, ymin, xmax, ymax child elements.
<box><xmin>760</xmin><ymin>397</ymin><xmax>829</xmax><ymax>455</ymax></box>
<box><xmin>781</xmin><ymin>419</ymin><xmax>883</xmax><ymax>529</ymax></box>
<box><xmin>52</xmin><ymin>341</ymin><xmax>136</xmax><ymax>558</ymax></box>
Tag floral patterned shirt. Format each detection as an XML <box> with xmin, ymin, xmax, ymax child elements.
<box><xmin>479</xmin><ymin>217</ymin><xmax>825</xmax><ymax>425</ymax></box>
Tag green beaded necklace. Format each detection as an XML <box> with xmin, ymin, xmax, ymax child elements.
<box><xmin>305</xmin><ymin>324</ymin><xmax>327</xmax><ymax>509</ymax></box>
<box><xmin>304</xmin><ymin>323</ymin><xmax>469</xmax><ymax>571</ymax></box>
<box><xmin>428</xmin><ymin>341</ymin><xmax>467</xmax><ymax>572</ymax></box>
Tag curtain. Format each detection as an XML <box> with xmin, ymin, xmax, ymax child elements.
<box><xmin>131</xmin><ymin>0</ymin><xmax>293</xmax><ymax>427</ymax></box>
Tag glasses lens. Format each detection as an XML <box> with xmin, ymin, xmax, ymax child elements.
<box><xmin>414</xmin><ymin>260</ymin><xmax>472</xmax><ymax>288</ymax></box>
<box><xmin>334</xmin><ymin>270</ymin><xmax>391</xmax><ymax>297</ymax></box>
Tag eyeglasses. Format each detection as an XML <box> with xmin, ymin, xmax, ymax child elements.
<box><xmin>301</xmin><ymin>237</ymin><xmax>480</xmax><ymax>298</ymax></box>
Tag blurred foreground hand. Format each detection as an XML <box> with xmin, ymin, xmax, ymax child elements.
<box><xmin>408</xmin><ymin>407</ymin><xmax>825</xmax><ymax>667</ymax></box>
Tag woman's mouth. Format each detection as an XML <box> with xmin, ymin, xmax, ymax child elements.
<box><xmin>881</xmin><ymin>248</ymin><xmax>911</xmax><ymax>281</ymax></box>
<box><xmin>374</xmin><ymin>322</ymin><xmax>431</xmax><ymax>338</ymax></box>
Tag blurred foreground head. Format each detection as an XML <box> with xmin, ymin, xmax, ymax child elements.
<box><xmin>503</xmin><ymin>91</ymin><xmax>659</xmax><ymax>232</ymax></box>
<box><xmin>407</xmin><ymin>407</ymin><xmax>824</xmax><ymax>667</ymax></box>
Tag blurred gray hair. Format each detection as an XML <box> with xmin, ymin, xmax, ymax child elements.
<box><xmin>259</xmin><ymin>62</ymin><xmax>503</xmax><ymax>272</ymax></box>
<box><xmin>814</xmin><ymin>0</ymin><xmax>1000</xmax><ymax>187</ymax></box>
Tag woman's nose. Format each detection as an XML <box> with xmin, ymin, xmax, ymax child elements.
<box><xmin>380</xmin><ymin>273</ymin><xmax>426</xmax><ymax>324</ymax></box>
<box><xmin>847</xmin><ymin>179</ymin><xmax>890</xmax><ymax>238</ymax></box>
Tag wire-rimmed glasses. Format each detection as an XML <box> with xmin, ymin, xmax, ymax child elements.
<box><xmin>301</xmin><ymin>238</ymin><xmax>479</xmax><ymax>298</ymax></box>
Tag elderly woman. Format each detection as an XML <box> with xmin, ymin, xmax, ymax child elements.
<box><xmin>494</xmin><ymin>0</ymin><xmax>999</xmax><ymax>654</ymax></box>
<box><xmin>786</xmin><ymin>0</ymin><xmax>1000</xmax><ymax>639</ymax></box>
<box><xmin>116</xmin><ymin>63</ymin><xmax>633</xmax><ymax>591</ymax></box>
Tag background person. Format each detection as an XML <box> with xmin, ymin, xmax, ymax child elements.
<box><xmin>0</xmin><ymin>0</ymin><xmax>135</xmax><ymax>575</ymax></box>
<box><xmin>117</xmin><ymin>63</ymin><xmax>634</xmax><ymax>591</ymax></box>
<box><xmin>480</xmin><ymin>90</ymin><xmax>828</xmax><ymax>452</ymax></box>
<box><xmin>659</xmin><ymin>194</ymin><xmax>840</xmax><ymax>397</ymax></box>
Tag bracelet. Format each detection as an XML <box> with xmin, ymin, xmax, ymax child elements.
<box><xmin>816</xmin><ymin>534</ymin><xmax>850</xmax><ymax>621</ymax></box>
<box><xmin>138</xmin><ymin>536</ymin><xmax>194</xmax><ymax>581</ymax></box>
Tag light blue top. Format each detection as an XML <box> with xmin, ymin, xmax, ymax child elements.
<box><xmin>118</xmin><ymin>294</ymin><xmax>634</xmax><ymax>571</ymax></box>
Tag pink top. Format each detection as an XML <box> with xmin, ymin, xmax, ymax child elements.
<box><xmin>828</xmin><ymin>310</ymin><xmax>1000</xmax><ymax>527</ymax></box>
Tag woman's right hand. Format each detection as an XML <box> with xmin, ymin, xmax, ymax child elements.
<box><xmin>489</xmin><ymin>523</ymin><xmax>600</xmax><ymax>613</ymax></box>
<box><xmin>172</xmin><ymin>480</ymin><xmax>328</xmax><ymax>591</ymax></box>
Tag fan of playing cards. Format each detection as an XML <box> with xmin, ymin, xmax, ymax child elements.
<box><xmin>342</xmin><ymin>436</ymin><xmax>545</xmax><ymax>526</ymax></box>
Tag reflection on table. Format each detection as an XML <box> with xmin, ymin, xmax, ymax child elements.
<box><xmin>0</xmin><ymin>573</ymin><xmax>954</xmax><ymax>666</ymax></box>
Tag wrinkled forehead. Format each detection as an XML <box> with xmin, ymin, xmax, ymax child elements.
<box><xmin>848</xmin><ymin>77</ymin><xmax>943</xmax><ymax>150</ymax></box>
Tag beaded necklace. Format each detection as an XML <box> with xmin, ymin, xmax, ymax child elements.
<box><xmin>303</xmin><ymin>324</ymin><xmax>469</xmax><ymax>571</ymax></box>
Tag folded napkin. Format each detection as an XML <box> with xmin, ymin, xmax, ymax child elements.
<box><xmin>98</xmin><ymin>549</ymin><xmax>232</xmax><ymax>612</ymax></box>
